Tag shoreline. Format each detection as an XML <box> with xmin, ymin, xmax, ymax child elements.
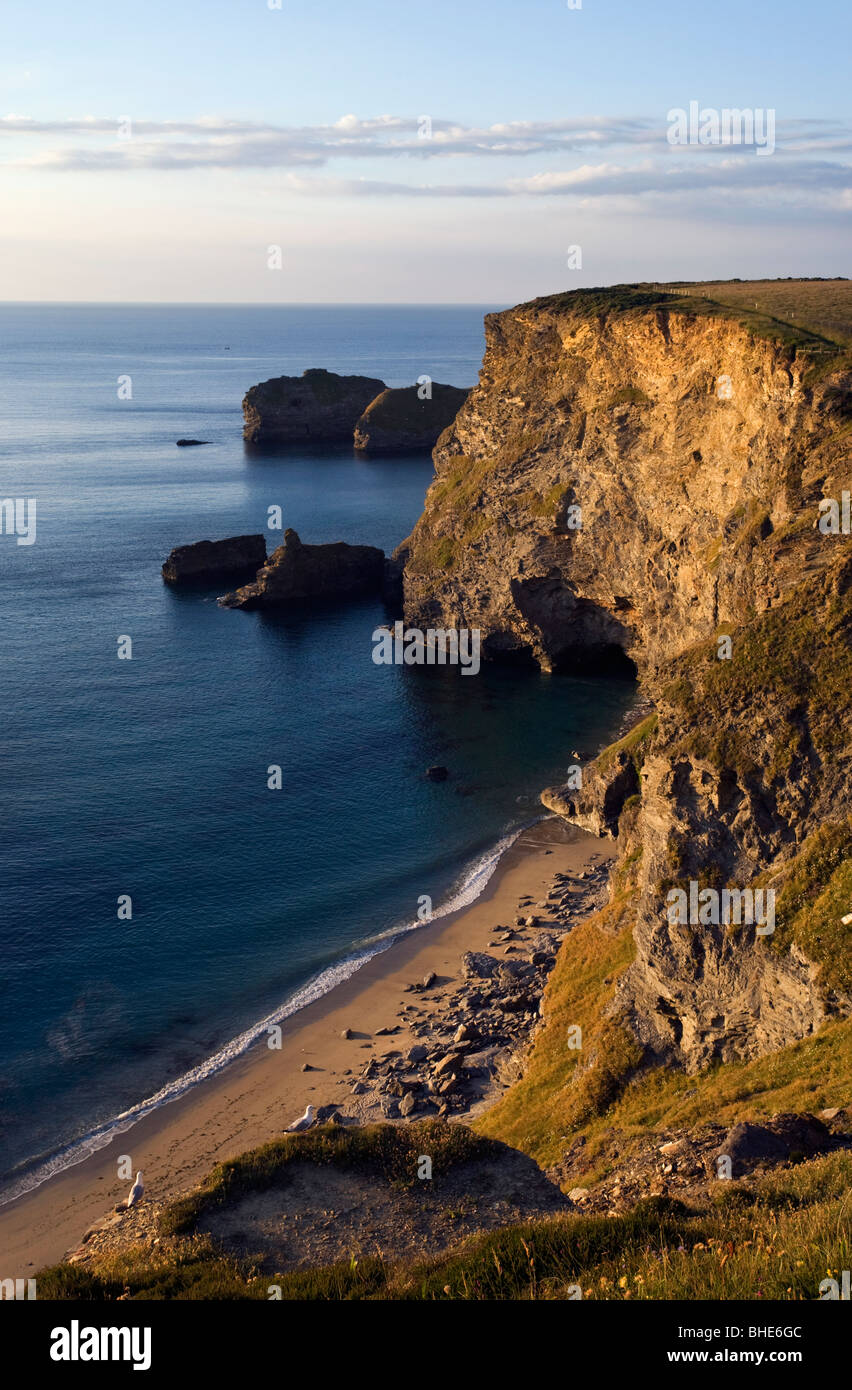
<box><xmin>0</xmin><ymin>816</ymin><xmax>611</xmax><ymax>1275</ymax></box>
<box><xmin>0</xmin><ymin>821</ymin><xmax>527</xmax><ymax>1212</ymax></box>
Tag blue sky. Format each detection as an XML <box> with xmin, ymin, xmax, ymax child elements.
<box><xmin>1</xmin><ymin>0</ymin><xmax>850</xmax><ymax>300</ymax></box>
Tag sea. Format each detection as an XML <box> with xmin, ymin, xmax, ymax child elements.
<box><xmin>0</xmin><ymin>303</ymin><xmax>636</xmax><ymax>1201</ymax></box>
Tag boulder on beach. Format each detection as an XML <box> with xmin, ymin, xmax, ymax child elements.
<box><xmin>353</xmin><ymin>383</ymin><xmax>469</xmax><ymax>453</ymax></box>
<box><xmin>162</xmin><ymin>534</ymin><xmax>267</xmax><ymax>585</ymax></box>
<box><xmin>220</xmin><ymin>527</ymin><xmax>385</xmax><ymax>610</ymax></box>
<box><xmin>242</xmin><ymin>368</ymin><xmax>387</xmax><ymax>445</ymax></box>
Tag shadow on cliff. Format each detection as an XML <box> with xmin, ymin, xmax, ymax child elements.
<box><xmin>509</xmin><ymin>574</ymin><xmax>638</xmax><ymax>677</ymax></box>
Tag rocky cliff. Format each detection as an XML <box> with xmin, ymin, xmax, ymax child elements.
<box><xmin>243</xmin><ymin>370</ymin><xmax>470</xmax><ymax>452</ymax></box>
<box><xmin>220</xmin><ymin>528</ymin><xmax>385</xmax><ymax>609</ymax></box>
<box><xmin>402</xmin><ymin>283</ymin><xmax>852</xmax><ymax>1076</ymax></box>
<box><xmin>243</xmin><ymin>369</ymin><xmax>386</xmax><ymax>444</ymax></box>
<box><xmin>162</xmin><ymin>534</ymin><xmax>267</xmax><ymax>585</ymax></box>
<box><xmin>354</xmin><ymin>383</ymin><xmax>469</xmax><ymax>453</ymax></box>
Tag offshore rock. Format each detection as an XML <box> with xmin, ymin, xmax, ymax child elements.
<box><xmin>242</xmin><ymin>368</ymin><xmax>386</xmax><ymax>444</ymax></box>
<box><xmin>353</xmin><ymin>383</ymin><xmax>469</xmax><ymax>453</ymax></box>
<box><xmin>220</xmin><ymin>528</ymin><xmax>384</xmax><ymax>610</ymax></box>
<box><xmin>162</xmin><ymin>534</ymin><xmax>267</xmax><ymax>585</ymax></box>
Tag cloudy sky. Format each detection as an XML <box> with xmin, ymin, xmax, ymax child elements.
<box><xmin>1</xmin><ymin>0</ymin><xmax>849</xmax><ymax>301</ymax></box>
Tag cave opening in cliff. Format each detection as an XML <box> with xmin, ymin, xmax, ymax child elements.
<box><xmin>551</xmin><ymin>643</ymin><xmax>638</xmax><ymax>679</ymax></box>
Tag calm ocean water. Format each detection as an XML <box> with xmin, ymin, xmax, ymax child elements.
<box><xmin>0</xmin><ymin>304</ymin><xmax>635</xmax><ymax>1197</ymax></box>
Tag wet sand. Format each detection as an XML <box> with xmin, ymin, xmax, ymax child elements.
<box><xmin>0</xmin><ymin>817</ymin><xmax>608</xmax><ymax>1274</ymax></box>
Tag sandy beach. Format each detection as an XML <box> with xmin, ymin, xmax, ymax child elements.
<box><xmin>0</xmin><ymin>816</ymin><xmax>610</xmax><ymax>1274</ymax></box>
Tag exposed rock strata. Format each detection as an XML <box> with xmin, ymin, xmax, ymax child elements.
<box><xmin>162</xmin><ymin>534</ymin><xmax>266</xmax><ymax>585</ymax></box>
<box><xmin>402</xmin><ymin>287</ymin><xmax>850</xmax><ymax>674</ymax></box>
<box><xmin>401</xmin><ymin>284</ymin><xmax>852</xmax><ymax>1074</ymax></box>
<box><xmin>220</xmin><ymin>527</ymin><xmax>385</xmax><ymax>609</ymax></box>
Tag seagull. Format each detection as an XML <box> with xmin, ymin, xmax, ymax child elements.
<box><xmin>286</xmin><ymin>1104</ymin><xmax>315</xmax><ymax>1133</ymax></box>
<box><xmin>126</xmin><ymin>1171</ymin><xmax>144</xmax><ymax>1207</ymax></box>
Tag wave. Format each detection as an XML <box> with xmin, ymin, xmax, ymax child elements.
<box><xmin>0</xmin><ymin>820</ymin><xmax>533</xmax><ymax>1207</ymax></box>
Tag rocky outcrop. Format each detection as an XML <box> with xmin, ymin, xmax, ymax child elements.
<box><xmin>354</xmin><ymin>384</ymin><xmax>469</xmax><ymax>453</ymax></box>
<box><xmin>401</xmin><ymin>285</ymin><xmax>850</xmax><ymax>674</ymax></box>
<box><xmin>399</xmin><ymin>282</ymin><xmax>852</xmax><ymax>1075</ymax></box>
<box><xmin>162</xmin><ymin>534</ymin><xmax>266</xmax><ymax>585</ymax></box>
<box><xmin>242</xmin><ymin>369</ymin><xmax>386</xmax><ymax>445</ymax></box>
<box><xmin>220</xmin><ymin>528</ymin><xmax>385</xmax><ymax>609</ymax></box>
<box><xmin>548</xmin><ymin>1108</ymin><xmax>851</xmax><ymax>1211</ymax></box>
<box><xmin>541</xmin><ymin>739</ymin><xmax>645</xmax><ymax>837</ymax></box>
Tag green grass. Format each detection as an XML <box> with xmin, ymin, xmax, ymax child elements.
<box><xmin>41</xmin><ymin>1153</ymin><xmax>852</xmax><ymax>1300</ymax></box>
<box><xmin>518</xmin><ymin>481</ymin><xmax>568</xmax><ymax>519</ymax></box>
<box><xmin>522</xmin><ymin>280</ymin><xmax>852</xmax><ymax>364</ymax></box>
<box><xmin>770</xmin><ymin>820</ymin><xmax>852</xmax><ymax>996</ymax></box>
<box><xmin>606</xmin><ymin>387</ymin><xmax>652</xmax><ymax>409</ymax></box>
<box><xmin>595</xmin><ymin>713</ymin><xmax>659</xmax><ymax>775</ymax></box>
<box><xmin>662</xmin><ymin>557</ymin><xmax>852</xmax><ymax>781</ymax></box>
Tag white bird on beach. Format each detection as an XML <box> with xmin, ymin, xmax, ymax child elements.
<box><xmin>126</xmin><ymin>1171</ymin><xmax>144</xmax><ymax>1207</ymax></box>
<box><xmin>286</xmin><ymin>1104</ymin><xmax>316</xmax><ymax>1133</ymax></box>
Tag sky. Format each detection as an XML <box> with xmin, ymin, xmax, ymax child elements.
<box><xmin>1</xmin><ymin>0</ymin><xmax>850</xmax><ymax>302</ymax></box>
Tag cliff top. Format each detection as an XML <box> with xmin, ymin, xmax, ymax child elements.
<box><xmin>519</xmin><ymin>278</ymin><xmax>852</xmax><ymax>362</ymax></box>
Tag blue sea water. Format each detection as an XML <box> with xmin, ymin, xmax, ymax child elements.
<box><xmin>0</xmin><ymin>304</ymin><xmax>636</xmax><ymax>1197</ymax></box>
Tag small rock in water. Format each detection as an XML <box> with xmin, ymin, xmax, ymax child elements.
<box><xmin>426</xmin><ymin>765</ymin><xmax>449</xmax><ymax>782</ymax></box>
<box><xmin>176</xmin><ymin>438</ymin><xmax>210</xmax><ymax>447</ymax></box>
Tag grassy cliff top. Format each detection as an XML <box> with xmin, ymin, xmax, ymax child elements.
<box><xmin>520</xmin><ymin>278</ymin><xmax>852</xmax><ymax>359</ymax></box>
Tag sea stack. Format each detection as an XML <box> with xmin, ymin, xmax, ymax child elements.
<box><xmin>220</xmin><ymin>528</ymin><xmax>385</xmax><ymax>609</ymax></box>
<box><xmin>242</xmin><ymin>368</ymin><xmax>387</xmax><ymax>445</ymax></box>
<box><xmin>353</xmin><ymin>383</ymin><xmax>470</xmax><ymax>453</ymax></box>
<box><xmin>162</xmin><ymin>534</ymin><xmax>267</xmax><ymax>585</ymax></box>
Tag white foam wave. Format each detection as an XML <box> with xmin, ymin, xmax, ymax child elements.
<box><xmin>0</xmin><ymin>821</ymin><xmax>531</xmax><ymax>1207</ymax></box>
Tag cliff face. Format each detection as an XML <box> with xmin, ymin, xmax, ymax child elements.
<box><xmin>402</xmin><ymin>286</ymin><xmax>852</xmax><ymax>1073</ymax></box>
<box><xmin>403</xmin><ymin>290</ymin><xmax>848</xmax><ymax>674</ymax></box>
